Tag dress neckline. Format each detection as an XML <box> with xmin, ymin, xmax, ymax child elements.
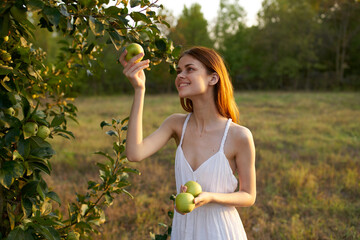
<box><xmin>179</xmin><ymin>113</ymin><xmax>232</xmax><ymax>172</ymax></box>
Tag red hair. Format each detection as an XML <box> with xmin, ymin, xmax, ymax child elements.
<box><xmin>179</xmin><ymin>46</ymin><xmax>240</xmax><ymax>124</ymax></box>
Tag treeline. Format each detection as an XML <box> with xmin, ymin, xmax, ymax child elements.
<box><xmin>37</xmin><ymin>0</ymin><xmax>360</xmax><ymax>93</ymax></box>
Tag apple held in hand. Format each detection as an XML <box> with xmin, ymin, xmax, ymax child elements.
<box><xmin>125</xmin><ymin>43</ymin><xmax>144</xmax><ymax>63</ymax></box>
<box><xmin>185</xmin><ymin>180</ymin><xmax>202</xmax><ymax>197</ymax></box>
<box><xmin>175</xmin><ymin>193</ymin><xmax>195</xmax><ymax>214</ymax></box>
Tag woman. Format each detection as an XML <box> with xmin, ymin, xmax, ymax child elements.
<box><xmin>119</xmin><ymin>46</ymin><xmax>256</xmax><ymax>239</ymax></box>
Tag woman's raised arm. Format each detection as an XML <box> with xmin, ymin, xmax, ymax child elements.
<box><xmin>119</xmin><ymin>50</ymin><xmax>177</xmax><ymax>162</ymax></box>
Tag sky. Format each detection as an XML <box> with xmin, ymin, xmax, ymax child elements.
<box><xmin>159</xmin><ymin>0</ymin><xmax>264</xmax><ymax>26</ymax></box>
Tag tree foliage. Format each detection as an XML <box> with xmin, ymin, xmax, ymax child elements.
<box><xmin>169</xmin><ymin>3</ymin><xmax>213</xmax><ymax>49</ymax></box>
<box><xmin>216</xmin><ymin>0</ymin><xmax>360</xmax><ymax>90</ymax></box>
<box><xmin>0</xmin><ymin>0</ymin><xmax>178</xmax><ymax>239</ymax></box>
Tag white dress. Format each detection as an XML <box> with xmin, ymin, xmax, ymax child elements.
<box><xmin>171</xmin><ymin>113</ymin><xmax>248</xmax><ymax>240</ymax></box>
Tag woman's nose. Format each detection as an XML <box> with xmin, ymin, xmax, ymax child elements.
<box><xmin>177</xmin><ymin>72</ymin><xmax>185</xmax><ymax>78</ymax></box>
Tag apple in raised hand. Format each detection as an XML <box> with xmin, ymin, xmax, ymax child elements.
<box><xmin>125</xmin><ymin>43</ymin><xmax>144</xmax><ymax>63</ymax></box>
<box><xmin>185</xmin><ymin>180</ymin><xmax>202</xmax><ymax>197</ymax></box>
<box><xmin>175</xmin><ymin>193</ymin><xmax>195</xmax><ymax>214</ymax></box>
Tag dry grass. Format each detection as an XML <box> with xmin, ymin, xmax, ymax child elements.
<box><xmin>45</xmin><ymin>92</ymin><xmax>360</xmax><ymax>239</ymax></box>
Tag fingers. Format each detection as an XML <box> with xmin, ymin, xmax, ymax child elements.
<box><xmin>119</xmin><ymin>50</ymin><xmax>145</xmax><ymax>67</ymax></box>
<box><xmin>118</xmin><ymin>49</ymin><xmax>128</xmax><ymax>66</ymax></box>
<box><xmin>131</xmin><ymin>52</ymin><xmax>145</xmax><ymax>63</ymax></box>
<box><xmin>174</xmin><ymin>204</ymin><xmax>186</xmax><ymax>215</ymax></box>
<box><xmin>123</xmin><ymin>59</ymin><xmax>149</xmax><ymax>78</ymax></box>
<box><xmin>180</xmin><ymin>185</ymin><xmax>188</xmax><ymax>193</ymax></box>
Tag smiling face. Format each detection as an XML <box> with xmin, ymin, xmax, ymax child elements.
<box><xmin>175</xmin><ymin>54</ymin><xmax>216</xmax><ymax>99</ymax></box>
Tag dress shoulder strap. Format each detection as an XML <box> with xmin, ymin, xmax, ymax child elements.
<box><xmin>220</xmin><ymin>118</ymin><xmax>232</xmax><ymax>152</ymax></box>
<box><xmin>179</xmin><ymin>113</ymin><xmax>192</xmax><ymax>146</ymax></box>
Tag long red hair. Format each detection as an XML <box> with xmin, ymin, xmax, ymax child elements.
<box><xmin>179</xmin><ymin>46</ymin><xmax>240</xmax><ymax>124</ymax></box>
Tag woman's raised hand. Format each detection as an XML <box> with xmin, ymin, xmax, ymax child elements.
<box><xmin>119</xmin><ymin>49</ymin><xmax>150</xmax><ymax>90</ymax></box>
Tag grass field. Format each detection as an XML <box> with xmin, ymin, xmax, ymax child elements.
<box><xmin>45</xmin><ymin>92</ymin><xmax>360</xmax><ymax>239</ymax></box>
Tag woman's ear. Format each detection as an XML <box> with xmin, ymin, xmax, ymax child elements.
<box><xmin>209</xmin><ymin>73</ymin><xmax>220</xmax><ymax>86</ymax></box>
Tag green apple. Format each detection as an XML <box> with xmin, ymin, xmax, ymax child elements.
<box><xmin>3</xmin><ymin>107</ymin><xmax>15</xmax><ymax>116</ymax></box>
<box><xmin>185</xmin><ymin>180</ymin><xmax>202</xmax><ymax>197</ymax></box>
<box><xmin>23</xmin><ymin>122</ymin><xmax>38</xmax><ymax>138</ymax></box>
<box><xmin>175</xmin><ymin>193</ymin><xmax>195</xmax><ymax>213</ymax></box>
<box><xmin>125</xmin><ymin>43</ymin><xmax>144</xmax><ymax>63</ymax></box>
<box><xmin>37</xmin><ymin>125</ymin><xmax>51</xmax><ymax>139</ymax></box>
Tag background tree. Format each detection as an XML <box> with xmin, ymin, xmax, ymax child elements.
<box><xmin>169</xmin><ymin>3</ymin><xmax>213</xmax><ymax>48</ymax></box>
<box><xmin>315</xmin><ymin>0</ymin><xmax>360</xmax><ymax>88</ymax></box>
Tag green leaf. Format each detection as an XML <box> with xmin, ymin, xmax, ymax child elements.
<box><xmin>28</xmin><ymin>0</ymin><xmax>45</xmax><ymax>10</ymax></box>
<box><xmin>53</xmin><ymin>129</ymin><xmax>75</xmax><ymax>139</ymax></box>
<box><xmin>0</xmin><ymin>160</ymin><xmax>24</xmax><ymax>189</ymax></box>
<box><xmin>122</xmin><ymin>189</ymin><xmax>134</xmax><ymax>199</ymax></box>
<box><xmin>7</xmin><ymin>227</ymin><xmax>25</xmax><ymax>240</ymax></box>
<box><xmin>29</xmin><ymin>137</ymin><xmax>53</xmax><ymax>156</ymax></box>
<box><xmin>4</xmin><ymin>128</ymin><xmax>21</xmax><ymax>145</ymax></box>
<box><xmin>7</xmin><ymin>203</ymin><xmax>16</xmax><ymax>230</ymax></box>
<box><xmin>155</xmin><ymin>38</ymin><xmax>167</xmax><ymax>52</ymax></box>
<box><xmin>41</xmin><ymin>200</ymin><xmax>52</xmax><ymax>216</ymax></box>
<box><xmin>0</xmin><ymin>13</ymin><xmax>10</xmax><ymax>38</ymax></box>
<box><xmin>94</xmin><ymin>151</ymin><xmax>115</xmax><ymax>164</ymax></box>
<box><xmin>37</xmin><ymin>183</ymin><xmax>46</xmax><ymax>200</ymax></box>
<box><xmin>89</xmin><ymin>16</ymin><xmax>105</xmax><ymax>37</ymax></box>
<box><xmin>21</xmin><ymin>197</ymin><xmax>33</xmax><ymax>218</ymax></box>
<box><xmin>104</xmin><ymin>191</ymin><xmax>113</xmax><ymax>205</ymax></box>
<box><xmin>104</xmin><ymin>6</ymin><xmax>121</xmax><ymax>17</ymax></box>
<box><xmin>43</xmin><ymin>7</ymin><xmax>61</xmax><ymax>26</ymax></box>
<box><xmin>108</xmin><ymin>29</ymin><xmax>126</xmax><ymax>50</ymax></box>
<box><xmin>21</xmin><ymin>181</ymin><xmax>39</xmax><ymax>197</ymax></box>
<box><xmin>113</xmin><ymin>142</ymin><xmax>124</xmax><ymax>153</ymax></box>
<box><xmin>131</xmin><ymin>12</ymin><xmax>151</xmax><ymax>24</ymax></box>
<box><xmin>84</xmin><ymin>42</ymin><xmax>95</xmax><ymax>54</ymax></box>
<box><xmin>0</xmin><ymin>92</ymin><xmax>16</xmax><ymax>108</ymax></box>
<box><xmin>13</xmin><ymin>150</ymin><xmax>24</xmax><ymax>161</ymax></box>
<box><xmin>59</xmin><ymin>4</ymin><xmax>70</xmax><ymax>17</ymax></box>
<box><xmin>130</xmin><ymin>0</ymin><xmax>141</xmax><ymax>8</ymax></box>
<box><xmin>47</xmin><ymin>191</ymin><xmax>61</xmax><ymax>206</ymax></box>
<box><xmin>50</xmin><ymin>114</ymin><xmax>64</xmax><ymax>127</ymax></box>
<box><xmin>30</xmin><ymin>145</ymin><xmax>56</xmax><ymax>159</ymax></box>
<box><xmin>106</xmin><ymin>130</ymin><xmax>119</xmax><ymax>137</ymax></box>
<box><xmin>160</xmin><ymin>20</ymin><xmax>170</xmax><ymax>28</ymax></box>
<box><xmin>28</xmin><ymin>161</ymin><xmax>51</xmax><ymax>175</ymax></box>
<box><xmin>31</xmin><ymin>110</ymin><xmax>46</xmax><ymax>121</ymax></box>
<box><xmin>100</xmin><ymin>121</ymin><xmax>111</xmax><ymax>129</ymax></box>
<box><xmin>31</xmin><ymin>224</ymin><xmax>60</xmax><ymax>240</ymax></box>
<box><xmin>172</xmin><ymin>45</ymin><xmax>182</xmax><ymax>58</ymax></box>
<box><xmin>123</xmin><ymin>167</ymin><xmax>140</xmax><ymax>175</ymax></box>
<box><xmin>21</xmin><ymin>95</ymin><xmax>31</xmax><ymax>119</ymax></box>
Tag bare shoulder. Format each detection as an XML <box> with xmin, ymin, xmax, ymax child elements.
<box><xmin>227</xmin><ymin>123</ymin><xmax>255</xmax><ymax>150</ymax></box>
<box><xmin>162</xmin><ymin>113</ymin><xmax>187</xmax><ymax>128</ymax></box>
<box><xmin>229</xmin><ymin>123</ymin><xmax>254</xmax><ymax>141</ymax></box>
<box><xmin>162</xmin><ymin>113</ymin><xmax>188</xmax><ymax>143</ymax></box>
